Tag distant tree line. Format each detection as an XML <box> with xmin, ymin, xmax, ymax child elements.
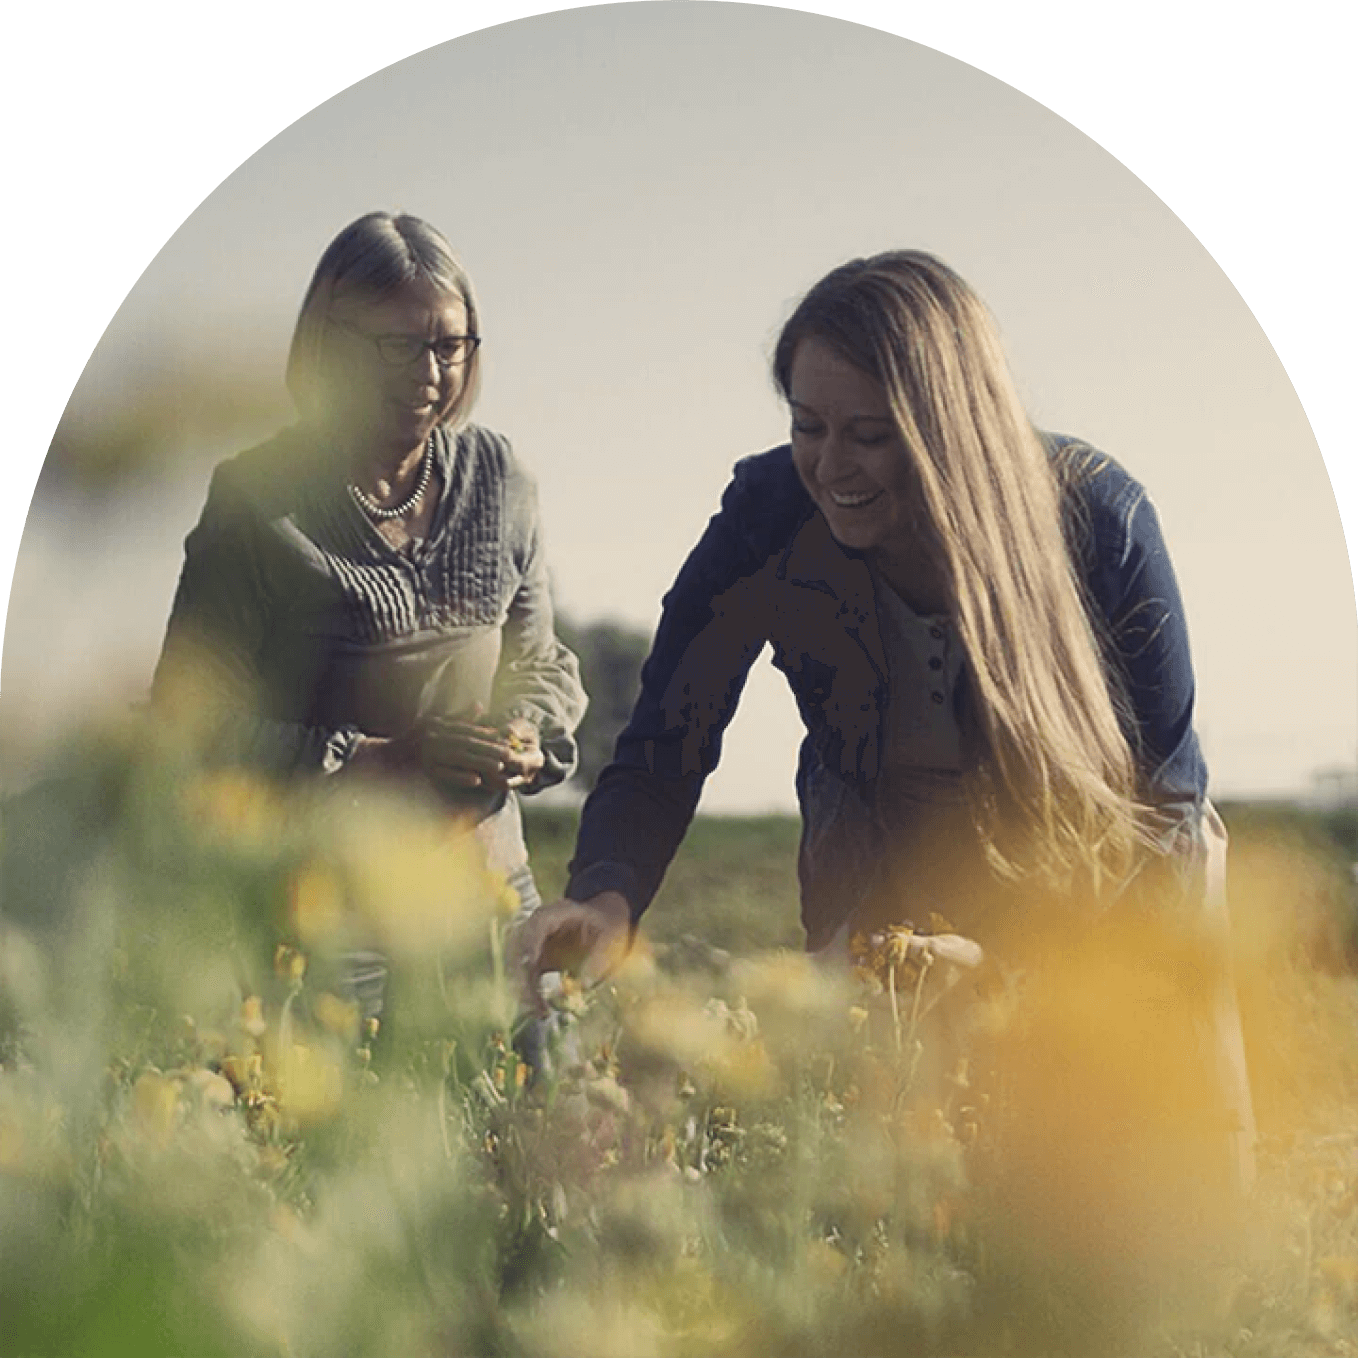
<box><xmin>554</xmin><ymin>616</ymin><xmax>653</xmax><ymax>793</ymax></box>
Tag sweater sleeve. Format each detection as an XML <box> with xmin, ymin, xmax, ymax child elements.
<box><xmin>1093</xmin><ymin>488</ymin><xmax>1208</xmax><ymax>808</ymax></box>
<box><xmin>1076</xmin><ymin>460</ymin><xmax>1216</xmax><ymax>919</ymax></box>
<box><xmin>565</xmin><ymin>456</ymin><xmax>790</xmax><ymax>919</ymax></box>
<box><xmin>151</xmin><ymin>464</ymin><xmax>361</xmax><ymax>774</ymax></box>
<box><xmin>488</xmin><ymin>469</ymin><xmax>587</xmax><ymax>792</ymax></box>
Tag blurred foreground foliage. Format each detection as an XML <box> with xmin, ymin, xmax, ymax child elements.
<box><xmin>45</xmin><ymin>360</ymin><xmax>291</xmax><ymax>495</ymax></box>
<box><xmin>1</xmin><ymin>716</ymin><xmax>1355</xmax><ymax>1356</ymax></box>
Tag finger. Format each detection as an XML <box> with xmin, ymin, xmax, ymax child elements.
<box><xmin>514</xmin><ymin>913</ymin><xmax>568</xmax><ymax>1015</ymax></box>
<box><xmin>580</xmin><ymin>921</ymin><xmax>629</xmax><ymax>987</ymax></box>
<box><xmin>433</xmin><ymin>768</ymin><xmax>484</xmax><ymax>789</ymax></box>
<box><xmin>436</xmin><ymin>723</ymin><xmax>505</xmax><ymax>743</ymax></box>
<box><xmin>426</xmin><ymin>745</ymin><xmax>511</xmax><ymax>776</ymax></box>
<box><xmin>428</xmin><ymin>734</ymin><xmax>513</xmax><ymax>762</ymax></box>
<box><xmin>500</xmin><ymin>753</ymin><xmax>545</xmax><ymax>782</ymax></box>
<box><xmin>905</xmin><ymin>934</ymin><xmax>983</xmax><ymax>969</ymax></box>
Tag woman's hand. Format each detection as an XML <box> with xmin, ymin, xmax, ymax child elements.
<box><xmin>512</xmin><ymin>891</ymin><xmax>633</xmax><ymax>1014</ymax></box>
<box><xmin>420</xmin><ymin>708</ymin><xmax>545</xmax><ymax>793</ymax></box>
<box><xmin>346</xmin><ymin>732</ymin><xmax>421</xmax><ymax>777</ymax></box>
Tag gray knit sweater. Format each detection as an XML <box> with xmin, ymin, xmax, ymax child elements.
<box><xmin>153</xmin><ymin>422</ymin><xmax>586</xmax><ymax>792</ymax></box>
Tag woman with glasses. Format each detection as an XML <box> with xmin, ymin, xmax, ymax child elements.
<box><xmin>153</xmin><ymin>212</ymin><xmax>586</xmax><ymax>1013</ymax></box>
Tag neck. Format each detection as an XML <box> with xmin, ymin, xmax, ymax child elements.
<box><xmin>870</xmin><ymin>545</ymin><xmax>950</xmax><ymax>616</ymax></box>
<box><xmin>350</xmin><ymin>433</ymin><xmax>431</xmax><ymax>495</ymax></box>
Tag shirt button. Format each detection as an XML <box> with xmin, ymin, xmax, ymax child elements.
<box><xmin>928</xmin><ymin>657</ymin><xmax>943</xmax><ymax>670</ymax></box>
<box><xmin>931</xmin><ymin>691</ymin><xmax>945</xmax><ymax>704</ymax></box>
<box><xmin>930</xmin><ymin>626</ymin><xmax>944</xmax><ymax>640</ymax></box>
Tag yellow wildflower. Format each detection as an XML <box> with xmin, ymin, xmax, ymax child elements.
<box><xmin>131</xmin><ymin>1071</ymin><xmax>180</xmax><ymax>1148</ymax></box>
<box><xmin>239</xmin><ymin>995</ymin><xmax>267</xmax><ymax>1039</ymax></box>
<box><xmin>220</xmin><ymin>1052</ymin><xmax>263</xmax><ymax>1096</ymax></box>
<box><xmin>343</xmin><ymin>820</ymin><xmax>504</xmax><ymax>959</ymax></box>
<box><xmin>273</xmin><ymin>944</ymin><xmax>307</xmax><ymax>983</ymax></box>
<box><xmin>288</xmin><ymin>860</ymin><xmax>349</xmax><ymax>946</ymax></box>
<box><xmin>181</xmin><ymin>1067</ymin><xmax>236</xmax><ymax>1113</ymax></box>
<box><xmin>313</xmin><ymin>991</ymin><xmax>360</xmax><ymax>1039</ymax></box>
<box><xmin>270</xmin><ymin>1041</ymin><xmax>344</xmax><ymax>1124</ymax></box>
<box><xmin>183</xmin><ymin>769</ymin><xmax>285</xmax><ymax>845</ymax></box>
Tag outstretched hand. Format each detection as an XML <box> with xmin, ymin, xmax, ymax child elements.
<box><xmin>511</xmin><ymin>890</ymin><xmax>633</xmax><ymax>1015</ymax></box>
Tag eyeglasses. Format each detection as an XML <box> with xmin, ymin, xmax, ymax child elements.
<box><xmin>338</xmin><ymin>322</ymin><xmax>481</xmax><ymax>368</ymax></box>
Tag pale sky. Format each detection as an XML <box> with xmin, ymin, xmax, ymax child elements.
<box><xmin>2</xmin><ymin>0</ymin><xmax>1356</xmax><ymax>811</ymax></box>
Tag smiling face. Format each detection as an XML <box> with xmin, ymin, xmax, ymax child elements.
<box><xmin>788</xmin><ymin>337</ymin><xmax>924</xmax><ymax>562</ymax></box>
<box><xmin>327</xmin><ymin>277</ymin><xmax>471</xmax><ymax>463</ymax></box>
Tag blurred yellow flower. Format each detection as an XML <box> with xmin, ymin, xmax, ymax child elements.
<box><xmin>220</xmin><ymin>1052</ymin><xmax>263</xmax><ymax>1097</ymax></box>
<box><xmin>131</xmin><ymin>1071</ymin><xmax>181</xmax><ymax>1148</ymax></box>
<box><xmin>342</xmin><ymin>821</ymin><xmax>504</xmax><ymax>960</ymax></box>
<box><xmin>496</xmin><ymin>879</ymin><xmax>521</xmax><ymax>917</ymax></box>
<box><xmin>1320</xmin><ymin>1254</ymin><xmax>1358</xmax><ymax>1298</ymax></box>
<box><xmin>626</xmin><ymin>991</ymin><xmax>731</xmax><ymax>1073</ymax></box>
<box><xmin>313</xmin><ymin>991</ymin><xmax>360</xmax><ymax>1039</ymax></box>
<box><xmin>180</xmin><ymin>1067</ymin><xmax>237</xmax><ymax>1113</ymax></box>
<box><xmin>288</xmin><ymin>861</ymin><xmax>349</xmax><ymax>946</ymax></box>
<box><xmin>183</xmin><ymin>769</ymin><xmax>286</xmax><ymax>845</ymax></box>
<box><xmin>269</xmin><ymin>1041</ymin><xmax>344</xmax><ymax>1124</ymax></box>
<box><xmin>239</xmin><ymin>995</ymin><xmax>267</xmax><ymax>1038</ymax></box>
<box><xmin>701</xmin><ymin>1037</ymin><xmax>779</xmax><ymax>1102</ymax></box>
<box><xmin>273</xmin><ymin>944</ymin><xmax>307</xmax><ymax>983</ymax></box>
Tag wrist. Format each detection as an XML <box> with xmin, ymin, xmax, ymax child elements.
<box><xmin>350</xmin><ymin>733</ymin><xmax>417</xmax><ymax>774</ymax></box>
<box><xmin>587</xmin><ymin>890</ymin><xmax>633</xmax><ymax>931</ymax></box>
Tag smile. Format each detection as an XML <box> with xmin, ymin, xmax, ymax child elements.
<box><xmin>829</xmin><ymin>489</ymin><xmax>882</xmax><ymax>508</ymax></box>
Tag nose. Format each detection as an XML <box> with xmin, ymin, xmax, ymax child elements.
<box><xmin>405</xmin><ymin>344</ymin><xmax>443</xmax><ymax>397</ymax></box>
<box><xmin>814</xmin><ymin>428</ymin><xmax>858</xmax><ymax>484</ymax></box>
<box><xmin>414</xmin><ymin>345</ymin><xmax>441</xmax><ymax>383</ymax></box>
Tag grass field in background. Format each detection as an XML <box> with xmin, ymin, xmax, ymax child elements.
<box><xmin>524</xmin><ymin>807</ymin><xmax>805</xmax><ymax>954</ymax></box>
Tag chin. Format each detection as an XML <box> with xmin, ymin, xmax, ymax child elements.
<box><xmin>388</xmin><ymin>414</ymin><xmax>438</xmax><ymax>447</ymax></box>
<box><xmin>823</xmin><ymin>514</ymin><xmax>885</xmax><ymax>553</ymax></box>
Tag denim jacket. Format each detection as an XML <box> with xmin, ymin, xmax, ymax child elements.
<box><xmin>566</xmin><ymin>436</ymin><xmax>1210</xmax><ymax>948</ymax></box>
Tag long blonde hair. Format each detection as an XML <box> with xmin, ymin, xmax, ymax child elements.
<box><xmin>774</xmin><ymin>251</ymin><xmax>1151</xmax><ymax>897</ymax></box>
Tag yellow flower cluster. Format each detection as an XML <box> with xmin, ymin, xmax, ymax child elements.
<box><xmin>216</xmin><ymin>982</ymin><xmax>351</xmax><ymax>1136</ymax></box>
<box><xmin>849</xmin><ymin>924</ymin><xmax>927</xmax><ymax>992</ymax></box>
<box><xmin>849</xmin><ymin>912</ymin><xmax>970</xmax><ymax>992</ymax></box>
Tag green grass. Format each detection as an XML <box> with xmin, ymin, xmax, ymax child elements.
<box><xmin>524</xmin><ymin>806</ymin><xmax>805</xmax><ymax>954</ymax></box>
<box><xmin>2</xmin><ymin>735</ymin><xmax>1354</xmax><ymax>1356</ymax></box>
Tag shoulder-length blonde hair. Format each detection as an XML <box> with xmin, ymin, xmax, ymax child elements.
<box><xmin>285</xmin><ymin>211</ymin><xmax>482</xmax><ymax>428</ymax></box>
<box><xmin>773</xmin><ymin>250</ymin><xmax>1151</xmax><ymax>897</ymax></box>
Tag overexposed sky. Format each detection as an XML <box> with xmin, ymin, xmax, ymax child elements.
<box><xmin>2</xmin><ymin>0</ymin><xmax>1356</xmax><ymax>810</ymax></box>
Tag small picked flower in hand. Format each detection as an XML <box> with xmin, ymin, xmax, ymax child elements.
<box><xmin>418</xmin><ymin>706</ymin><xmax>544</xmax><ymax>795</ymax></box>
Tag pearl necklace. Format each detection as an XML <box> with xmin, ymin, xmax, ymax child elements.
<box><xmin>350</xmin><ymin>437</ymin><xmax>434</xmax><ymax>521</ymax></box>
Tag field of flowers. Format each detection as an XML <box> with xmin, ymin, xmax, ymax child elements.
<box><xmin>1</xmin><ymin>715</ymin><xmax>1355</xmax><ymax>1356</ymax></box>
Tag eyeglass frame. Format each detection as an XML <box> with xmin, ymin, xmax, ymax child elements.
<box><xmin>336</xmin><ymin>320</ymin><xmax>482</xmax><ymax>369</ymax></box>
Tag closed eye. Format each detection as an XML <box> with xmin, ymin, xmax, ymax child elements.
<box><xmin>792</xmin><ymin>424</ymin><xmax>891</xmax><ymax>445</ymax></box>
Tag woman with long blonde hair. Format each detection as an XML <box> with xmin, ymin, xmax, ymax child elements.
<box><xmin>518</xmin><ymin>250</ymin><xmax>1253</xmax><ymax>1193</ymax></box>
